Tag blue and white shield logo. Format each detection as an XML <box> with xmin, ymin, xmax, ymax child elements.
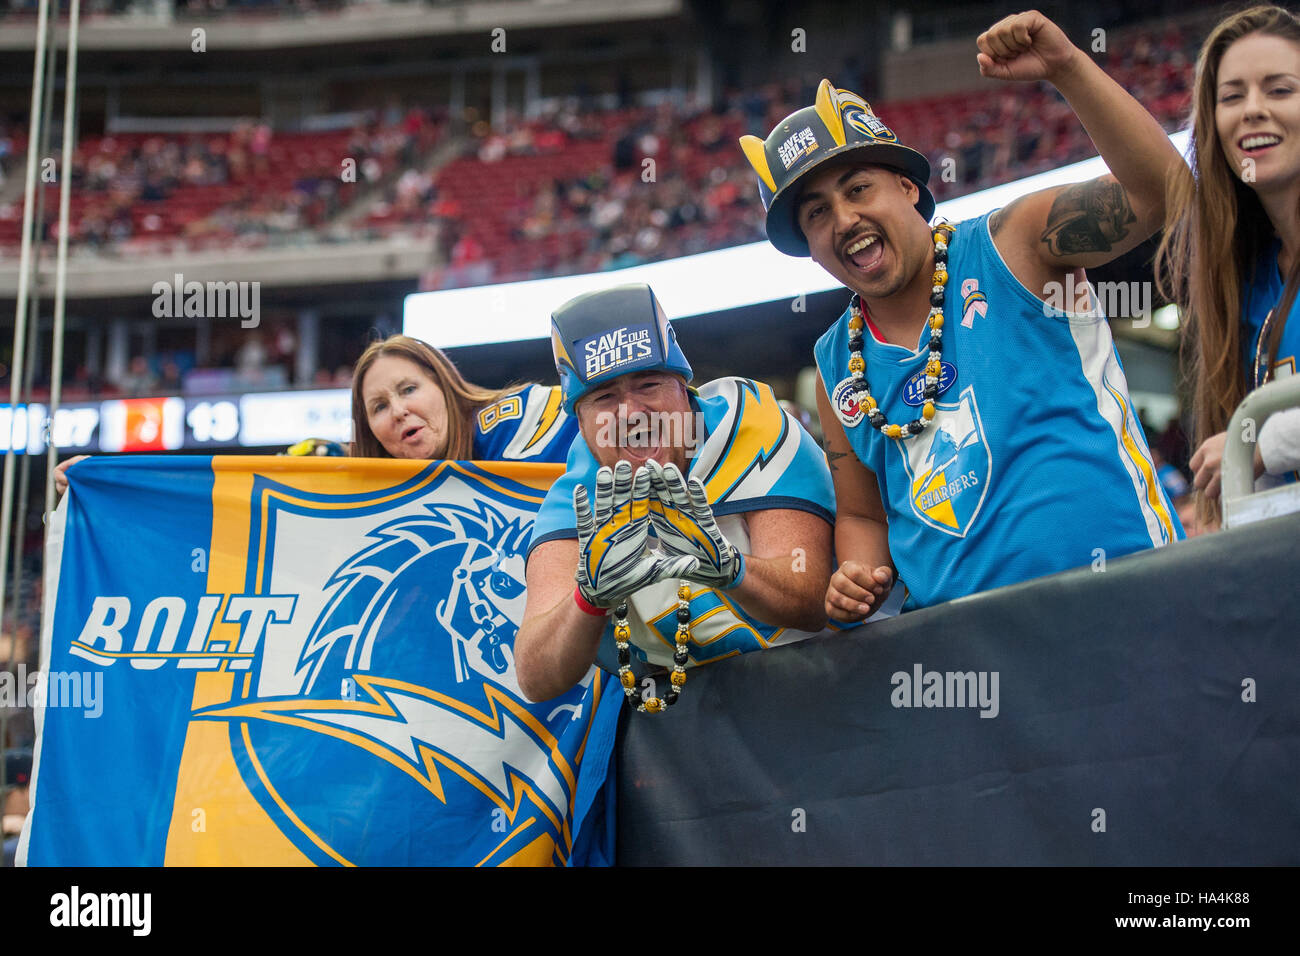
<box><xmin>189</xmin><ymin>465</ymin><xmax>596</xmax><ymax>866</ymax></box>
<box><xmin>898</xmin><ymin>385</ymin><xmax>992</xmax><ymax>538</ymax></box>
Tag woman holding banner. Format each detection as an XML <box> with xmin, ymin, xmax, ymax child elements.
<box><xmin>41</xmin><ymin>335</ymin><xmax>611</xmax><ymax>866</ymax></box>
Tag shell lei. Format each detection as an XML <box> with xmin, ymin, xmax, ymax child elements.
<box><xmin>617</xmin><ymin>582</ymin><xmax>691</xmax><ymax>714</ymax></box>
<box><xmin>848</xmin><ymin>221</ymin><xmax>955</xmax><ymax>439</ymax></box>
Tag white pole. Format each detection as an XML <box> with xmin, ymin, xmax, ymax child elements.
<box><xmin>0</xmin><ymin>0</ymin><xmax>52</xmax><ymax>787</ymax></box>
<box><xmin>46</xmin><ymin>0</ymin><xmax>82</xmax><ymax>517</ymax></box>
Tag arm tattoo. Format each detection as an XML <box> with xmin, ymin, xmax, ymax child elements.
<box><xmin>823</xmin><ymin>437</ymin><xmax>849</xmax><ymax>472</ymax></box>
<box><xmin>1039</xmin><ymin>179</ymin><xmax>1136</xmax><ymax>257</ymax></box>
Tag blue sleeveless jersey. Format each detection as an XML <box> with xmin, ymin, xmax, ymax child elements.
<box><xmin>472</xmin><ymin>383</ymin><xmax>577</xmax><ymax>463</ymax></box>
<box><xmin>1242</xmin><ymin>242</ymin><xmax>1300</xmax><ymax>484</ymax></box>
<box><xmin>814</xmin><ymin>212</ymin><xmax>1182</xmax><ymax>610</ymax></box>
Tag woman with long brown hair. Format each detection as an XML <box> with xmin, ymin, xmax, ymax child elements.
<box><xmin>53</xmin><ymin>335</ymin><xmax>575</xmax><ymax>491</ymax></box>
<box><xmin>351</xmin><ymin>334</ymin><xmax>576</xmax><ymax>462</ymax></box>
<box><xmin>1158</xmin><ymin>4</ymin><xmax>1300</xmax><ymax>527</ymax></box>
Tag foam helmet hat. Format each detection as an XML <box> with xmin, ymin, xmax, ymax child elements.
<box><xmin>739</xmin><ymin>79</ymin><xmax>934</xmax><ymax>257</ymax></box>
<box><xmin>550</xmin><ymin>283</ymin><xmax>693</xmax><ymax>414</ymax></box>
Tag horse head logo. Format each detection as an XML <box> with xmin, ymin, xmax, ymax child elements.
<box><xmin>294</xmin><ymin>500</ymin><xmax>531</xmax><ymax>698</ymax></box>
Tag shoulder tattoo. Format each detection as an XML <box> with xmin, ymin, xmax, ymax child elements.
<box><xmin>1039</xmin><ymin>180</ymin><xmax>1136</xmax><ymax>257</ymax></box>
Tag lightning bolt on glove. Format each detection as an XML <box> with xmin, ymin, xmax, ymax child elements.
<box><xmin>574</xmin><ymin>460</ymin><xmax>700</xmax><ymax>608</ymax></box>
<box><xmin>645</xmin><ymin>459</ymin><xmax>745</xmax><ymax>590</ymax></box>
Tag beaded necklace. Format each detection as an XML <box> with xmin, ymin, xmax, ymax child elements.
<box><xmin>616</xmin><ymin>582</ymin><xmax>691</xmax><ymax>714</ymax></box>
<box><xmin>846</xmin><ymin>221</ymin><xmax>955</xmax><ymax>439</ymax></box>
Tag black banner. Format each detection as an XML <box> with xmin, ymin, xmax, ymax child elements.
<box><xmin>618</xmin><ymin>513</ymin><xmax>1300</xmax><ymax>865</ymax></box>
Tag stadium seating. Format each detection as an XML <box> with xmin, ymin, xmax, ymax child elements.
<box><xmin>421</xmin><ymin>29</ymin><xmax>1195</xmax><ymax>287</ymax></box>
<box><xmin>0</xmin><ymin>118</ymin><xmax>440</xmax><ymax>253</ymax></box>
<box><xmin>0</xmin><ymin>23</ymin><xmax>1193</xmax><ymax>277</ymax></box>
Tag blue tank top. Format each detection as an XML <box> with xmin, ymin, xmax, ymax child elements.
<box><xmin>814</xmin><ymin>212</ymin><xmax>1181</xmax><ymax>610</ymax></box>
<box><xmin>1242</xmin><ymin>241</ymin><xmax>1300</xmax><ymax>484</ymax></box>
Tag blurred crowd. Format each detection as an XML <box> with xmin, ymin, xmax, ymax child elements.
<box><xmin>0</xmin><ymin>109</ymin><xmax>438</xmax><ymax>254</ymax></box>
<box><xmin>422</xmin><ymin>22</ymin><xmax>1197</xmax><ymax>287</ymax></box>
<box><xmin>1</xmin><ymin>23</ymin><xmax>1195</xmax><ymax>275</ymax></box>
<box><xmin>925</xmin><ymin>25</ymin><xmax>1196</xmax><ymax>200</ymax></box>
<box><xmin>0</xmin><ymin>0</ymin><xmax>354</xmax><ymax>17</ymax></box>
<box><xmin>422</xmin><ymin>99</ymin><xmax>763</xmax><ymax>287</ymax></box>
<box><xmin>0</xmin><ymin>21</ymin><xmax>1203</xmax><ymax>418</ymax></box>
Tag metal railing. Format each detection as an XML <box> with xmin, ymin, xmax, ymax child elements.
<box><xmin>1222</xmin><ymin>375</ymin><xmax>1300</xmax><ymax>528</ymax></box>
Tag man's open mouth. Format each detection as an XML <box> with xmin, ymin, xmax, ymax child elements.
<box><xmin>624</xmin><ymin>424</ymin><xmax>657</xmax><ymax>450</ymax></box>
<box><xmin>844</xmin><ymin>232</ymin><xmax>884</xmax><ymax>271</ymax></box>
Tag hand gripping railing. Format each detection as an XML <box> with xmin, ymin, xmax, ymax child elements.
<box><xmin>1222</xmin><ymin>374</ymin><xmax>1300</xmax><ymax>528</ymax></box>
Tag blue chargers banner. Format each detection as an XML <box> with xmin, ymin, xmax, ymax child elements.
<box><xmin>21</xmin><ymin>456</ymin><xmax>620</xmax><ymax>866</ymax></box>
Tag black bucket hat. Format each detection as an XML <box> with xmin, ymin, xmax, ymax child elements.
<box><xmin>740</xmin><ymin>79</ymin><xmax>934</xmax><ymax>256</ymax></box>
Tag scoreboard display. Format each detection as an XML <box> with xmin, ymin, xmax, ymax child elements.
<box><xmin>1</xmin><ymin>388</ymin><xmax>352</xmax><ymax>454</ymax></box>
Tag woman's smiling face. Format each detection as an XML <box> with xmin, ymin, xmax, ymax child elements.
<box><xmin>1215</xmin><ymin>32</ymin><xmax>1300</xmax><ymax>197</ymax></box>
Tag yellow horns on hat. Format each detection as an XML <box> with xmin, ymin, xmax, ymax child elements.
<box><xmin>739</xmin><ymin>79</ymin><xmax>856</xmax><ymax>193</ymax></box>
<box><xmin>738</xmin><ymin>134</ymin><xmax>775</xmax><ymax>193</ymax></box>
<box><xmin>814</xmin><ymin>78</ymin><xmax>846</xmax><ymax>148</ymax></box>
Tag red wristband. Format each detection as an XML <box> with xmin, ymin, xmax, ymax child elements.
<box><xmin>573</xmin><ymin>586</ymin><xmax>609</xmax><ymax>617</ymax></box>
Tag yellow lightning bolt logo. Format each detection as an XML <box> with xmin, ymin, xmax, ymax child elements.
<box><xmin>193</xmin><ymin>674</ymin><xmax>583</xmax><ymax>864</ymax></box>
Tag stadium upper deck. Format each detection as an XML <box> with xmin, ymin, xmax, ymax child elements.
<box><xmin>0</xmin><ymin>21</ymin><xmax>1198</xmax><ymax>286</ymax></box>
<box><xmin>0</xmin><ymin>1</ymin><xmax>1220</xmax><ymax>406</ymax></box>
<box><xmin>0</xmin><ymin>0</ymin><xmax>686</xmax><ymax>51</ymax></box>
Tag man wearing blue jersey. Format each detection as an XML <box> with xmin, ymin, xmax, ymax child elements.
<box><xmin>740</xmin><ymin>11</ymin><xmax>1184</xmax><ymax>619</ymax></box>
<box><xmin>515</xmin><ymin>283</ymin><xmax>835</xmax><ymax>705</ymax></box>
